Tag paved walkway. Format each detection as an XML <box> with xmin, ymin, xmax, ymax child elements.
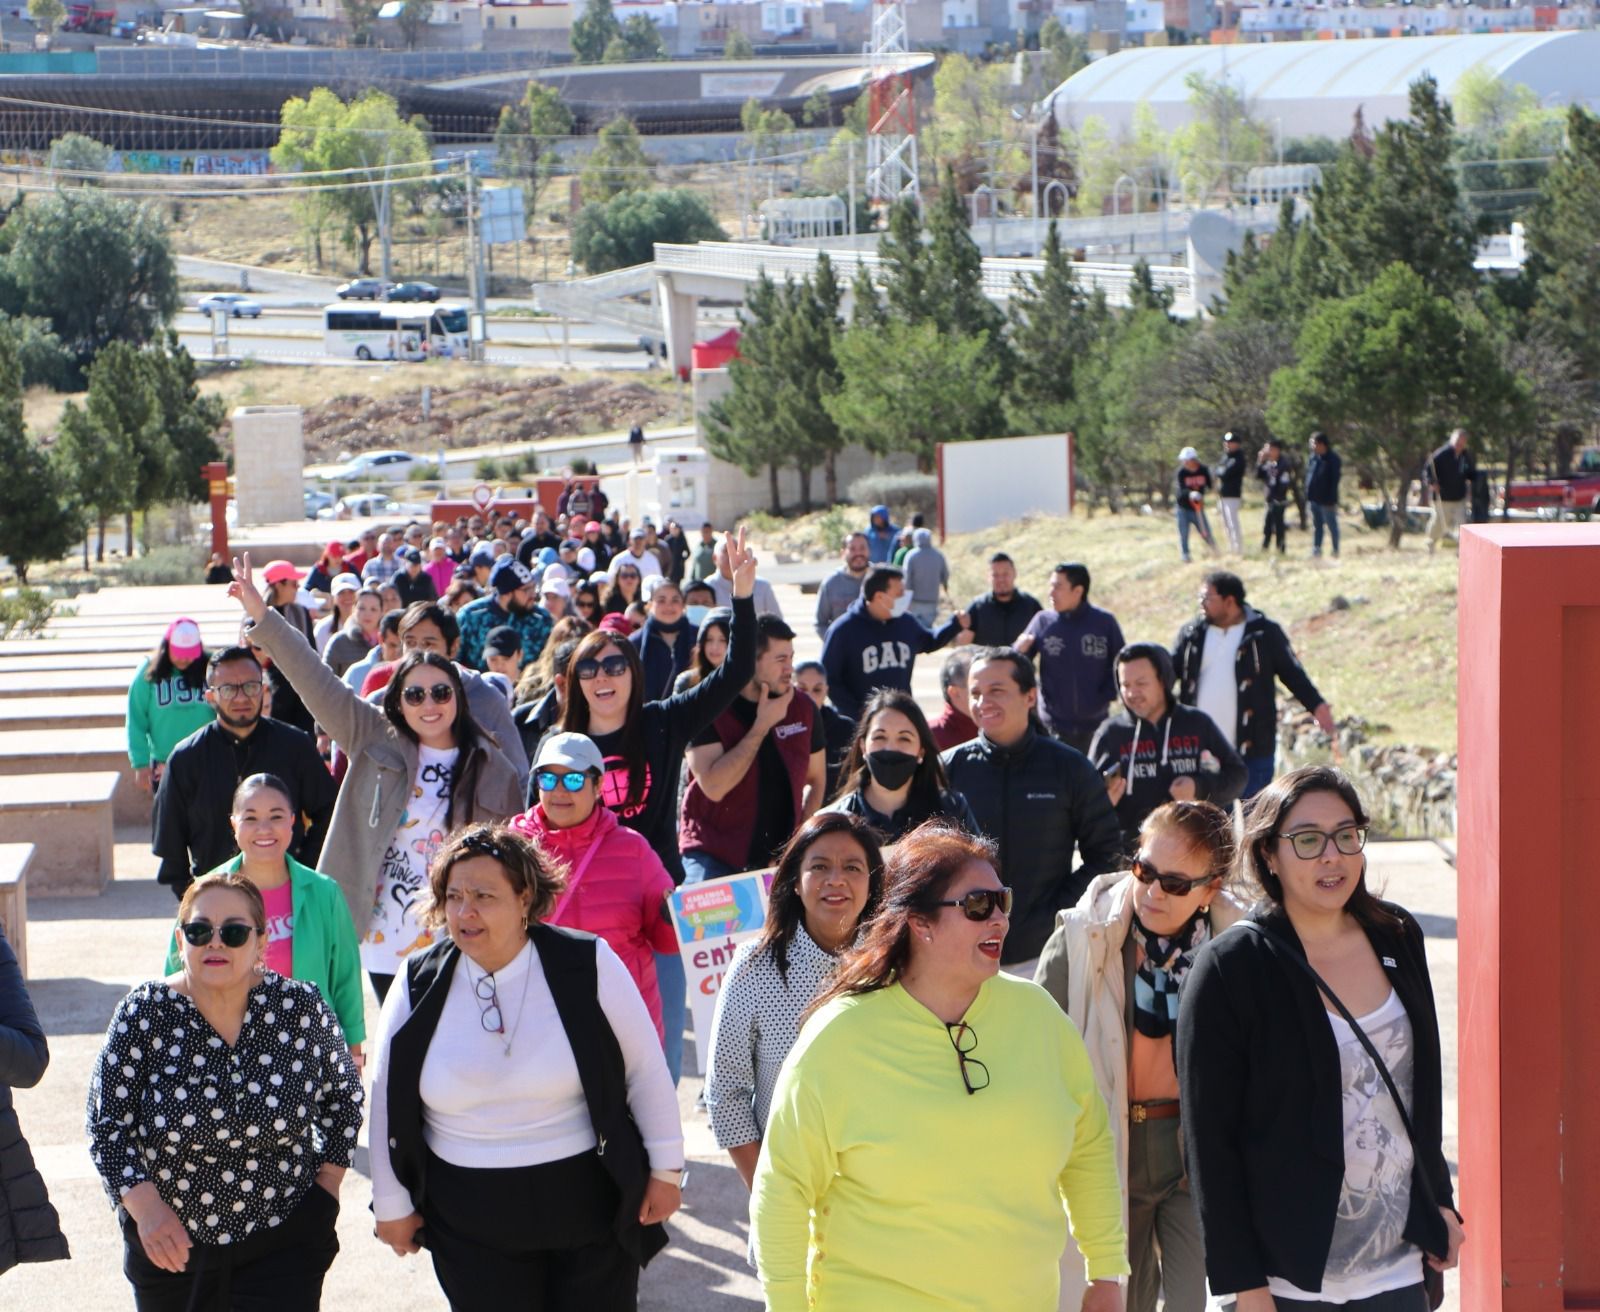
<box><xmin>2</xmin><ymin>583</ymin><xmax>1463</xmax><ymax>1310</ymax></box>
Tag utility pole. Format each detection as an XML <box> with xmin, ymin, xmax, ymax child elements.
<box><xmin>847</xmin><ymin>136</ymin><xmax>857</xmax><ymax>236</ymax></box>
<box><xmin>466</xmin><ymin>164</ymin><xmax>488</xmax><ymax>363</ymax></box>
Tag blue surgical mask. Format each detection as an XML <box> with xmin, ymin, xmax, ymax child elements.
<box><xmin>685</xmin><ymin>605</ymin><xmax>710</xmax><ymax>628</ymax></box>
<box><xmin>890</xmin><ymin>593</ymin><xmax>912</xmax><ymax>618</ymax></box>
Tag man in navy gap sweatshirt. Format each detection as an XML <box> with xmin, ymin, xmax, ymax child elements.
<box><xmin>820</xmin><ymin>565</ymin><xmax>968</xmax><ymax>722</ymax></box>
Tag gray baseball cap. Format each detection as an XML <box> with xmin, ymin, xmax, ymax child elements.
<box><xmin>533</xmin><ymin>732</ymin><xmax>605</xmax><ymax>777</ymax></box>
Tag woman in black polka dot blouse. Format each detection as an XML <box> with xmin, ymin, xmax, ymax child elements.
<box><xmin>86</xmin><ymin>869</ymin><xmax>365</xmax><ymax>1311</ymax></box>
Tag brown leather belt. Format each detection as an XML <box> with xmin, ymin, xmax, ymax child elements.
<box><xmin>1129</xmin><ymin>1101</ymin><xmax>1180</xmax><ymax>1124</ymax></box>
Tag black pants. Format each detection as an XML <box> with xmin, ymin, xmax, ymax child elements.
<box><xmin>1271</xmin><ymin>1284</ymin><xmax>1429</xmax><ymax>1310</ymax></box>
<box><xmin>423</xmin><ymin>1148</ymin><xmax>638</xmax><ymax>1312</ymax></box>
<box><xmin>122</xmin><ymin>1183</ymin><xmax>340</xmax><ymax>1311</ymax></box>
<box><xmin>1263</xmin><ymin>501</ymin><xmax>1288</xmax><ymax>553</ymax></box>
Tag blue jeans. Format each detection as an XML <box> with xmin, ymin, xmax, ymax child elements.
<box><xmin>1175</xmin><ymin>506</ymin><xmax>1202</xmax><ymax>560</ymax></box>
<box><xmin>1311</xmin><ymin>501</ymin><xmax>1340</xmax><ymax>556</ymax></box>
<box><xmin>1243</xmin><ymin>755</ymin><xmax>1276</xmax><ymax>800</ymax></box>
<box><xmin>681</xmin><ymin>849</ymin><xmax>738</xmax><ymax>885</ymax></box>
<box><xmin>654</xmin><ymin>948</ymin><xmax>686</xmax><ymax>1084</ymax></box>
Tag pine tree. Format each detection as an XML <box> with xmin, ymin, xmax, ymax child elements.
<box><xmin>1007</xmin><ymin>222</ymin><xmax>1094</xmax><ymax>431</ymax></box>
<box><xmin>571</xmin><ymin>0</ymin><xmax>622</xmax><ymax>63</ymax></box>
<box><xmin>703</xmin><ymin>274</ymin><xmax>790</xmax><ymax>512</ymax></box>
<box><xmin>1525</xmin><ymin>106</ymin><xmax>1600</xmax><ymax>380</ymax></box>
<box><xmin>0</xmin><ymin>333</ymin><xmax>82</xmax><ymax>582</ymax></box>
<box><xmin>876</xmin><ymin>199</ymin><xmax>930</xmax><ymax>325</ymax></box>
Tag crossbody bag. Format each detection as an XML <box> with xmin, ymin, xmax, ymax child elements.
<box><xmin>1240</xmin><ymin>921</ymin><xmax>1452</xmax><ymax>1310</ymax></box>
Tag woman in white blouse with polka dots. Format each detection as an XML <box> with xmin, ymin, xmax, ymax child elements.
<box><xmin>704</xmin><ymin>811</ymin><xmax>885</xmax><ymax>1188</ymax></box>
<box><xmin>87</xmin><ymin>870</ymin><xmax>365</xmax><ymax>1311</ymax></box>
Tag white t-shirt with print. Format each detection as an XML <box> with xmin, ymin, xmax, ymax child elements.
<box><xmin>363</xmin><ymin>745</ymin><xmax>458</xmax><ymax>975</ymax></box>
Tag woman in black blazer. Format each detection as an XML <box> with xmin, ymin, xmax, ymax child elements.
<box><xmin>1177</xmin><ymin>765</ymin><xmax>1464</xmax><ymax>1311</ymax></box>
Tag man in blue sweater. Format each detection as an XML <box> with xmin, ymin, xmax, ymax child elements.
<box><xmin>1015</xmin><ymin>562</ymin><xmax>1125</xmax><ymax>754</ymax></box>
<box><xmin>820</xmin><ymin>565</ymin><xmax>968</xmax><ymax>722</ymax></box>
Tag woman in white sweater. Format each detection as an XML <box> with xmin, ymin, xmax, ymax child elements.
<box><xmin>367</xmin><ymin>822</ymin><xmax>683</xmax><ymax>1311</ymax></box>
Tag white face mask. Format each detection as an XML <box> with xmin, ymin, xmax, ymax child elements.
<box><xmin>889</xmin><ymin>593</ymin><xmax>912</xmax><ymax>619</ymax></box>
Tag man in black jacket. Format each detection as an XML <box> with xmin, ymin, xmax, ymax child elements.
<box><xmin>941</xmin><ymin>648</ymin><xmax>1123</xmax><ymax>970</ymax></box>
<box><xmin>1257</xmin><ymin>438</ymin><xmax>1292</xmax><ymax>555</ymax></box>
<box><xmin>1089</xmin><ymin>642</ymin><xmax>1246</xmax><ymax>850</ymax></box>
<box><xmin>1216</xmin><ymin>431</ymin><xmax>1247</xmax><ymax>555</ymax></box>
<box><xmin>1171</xmin><ymin>572</ymin><xmax>1335</xmax><ymax>798</ymax></box>
<box><xmin>1305</xmin><ymin>431</ymin><xmax>1343</xmax><ymax>559</ymax></box>
<box><xmin>1424</xmin><ymin>427</ymin><xmax>1474</xmax><ymax>554</ymax></box>
<box><xmin>152</xmin><ymin>645</ymin><xmax>337</xmax><ymax>897</ymax></box>
<box><xmin>963</xmin><ymin>552</ymin><xmax>1042</xmax><ymax>647</ymax></box>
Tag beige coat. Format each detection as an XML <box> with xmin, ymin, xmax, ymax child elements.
<box><xmin>248</xmin><ymin>608</ymin><xmax>526</xmax><ymax>931</ymax></box>
<box><xmin>1035</xmin><ymin>872</ymin><xmax>1247</xmax><ymax>1196</ymax></box>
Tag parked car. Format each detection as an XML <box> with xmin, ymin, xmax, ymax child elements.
<box><xmin>303</xmin><ymin>488</ymin><xmax>336</xmax><ymax>519</ymax></box>
<box><xmin>196</xmin><ymin>293</ymin><xmax>262</xmax><ymax>319</ymax></box>
<box><xmin>317</xmin><ymin>494</ymin><xmax>430</xmax><ymax>521</ymax></box>
<box><xmin>385</xmin><ymin>281</ymin><xmax>441</xmax><ymax>303</ymax></box>
<box><xmin>336</xmin><ymin>278</ymin><xmax>393</xmax><ymax>300</ymax></box>
<box><xmin>1504</xmin><ymin>445</ymin><xmax>1600</xmax><ymax>518</ymax></box>
<box><xmin>322</xmin><ymin>449</ymin><xmax>418</xmax><ymax>483</ymax></box>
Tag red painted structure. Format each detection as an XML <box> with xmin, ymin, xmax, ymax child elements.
<box><xmin>204</xmin><ymin>461</ymin><xmax>230</xmax><ymax>561</ymax></box>
<box><xmin>1458</xmin><ymin>523</ymin><xmax>1600</xmax><ymax>1311</ymax></box>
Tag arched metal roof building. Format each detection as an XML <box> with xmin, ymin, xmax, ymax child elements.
<box><xmin>1048</xmin><ymin>31</ymin><xmax>1600</xmax><ymax>140</ymax></box>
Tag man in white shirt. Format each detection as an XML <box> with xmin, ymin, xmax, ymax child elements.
<box><xmin>607</xmin><ymin>526</ymin><xmax>658</xmax><ymax>579</ymax></box>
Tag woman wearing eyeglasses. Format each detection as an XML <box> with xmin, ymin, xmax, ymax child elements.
<box><xmin>604</xmin><ymin>565</ymin><xmax>644</xmax><ymax>616</ymax></box>
<box><xmin>1177</xmin><ymin>766</ymin><xmax>1464</xmax><ymax>1311</ymax></box>
<box><xmin>752</xmin><ymin>823</ymin><xmax>1129</xmax><ymax>1311</ymax></box>
<box><xmin>88</xmin><ymin>870</ymin><xmax>364</xmax><ymax>1310</ymax></box>
<box><xmin>551</xmin><ymin>531</ymin><xmax>759</xmax><ymax>1083</ymax></box>
<box><xmin>160</xmin><ymin>773</ymin><xmax>367</xmax><ymax>1068</ymax></box>
<box><xmin>1035</xmin><ymin>800</ymin><xmax>1242</xmax><ymax>1312</ymax></box>
<box><xmin>366</xmin><ymin>824</ymin><xmax>682</xmax><ymax>1310</ymax></box>
<box><xmin>227</xmin><ymin>554</ymin><xmax>525</xmax><ymax>1005</ymax></box>
<box><xmin>509</xmin><ymin>733</ymin><xmax>678</xmax><ymax>1040</ymax></box>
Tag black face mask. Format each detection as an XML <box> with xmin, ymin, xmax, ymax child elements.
<box><xmin>864</xmin><ymin>749</ymin><xmax>919</xmax><ymax>792</ymax></box>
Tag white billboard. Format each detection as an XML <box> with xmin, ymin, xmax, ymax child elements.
<box><xmin>936</xmin><ymin>433</ymin><xmax>1074</xmax><ymax>540</ymax></box>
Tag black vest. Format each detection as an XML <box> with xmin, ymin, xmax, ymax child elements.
<box><xmin>385</xmin><ymin>923</ymin><xmax>668</xmax><ymax>1267</ymax></box>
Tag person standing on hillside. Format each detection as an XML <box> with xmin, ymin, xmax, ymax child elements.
<box><xmin>1216</xmin><ymin>432</ymin><xmax>1247</xmax><ymax>555</ymax></box>
<box><xmin>1171</xmin><ymin>571</ymin><xmax>1335</xmax><ymax>799</ymax></box>
<box><xmin>902</xmin><ymin>528</ymin><xmax>949</xmax><ymax>626</ymax></box>
<box><xmin>1257</xmin><ymin>439</ymin><xmax>1293</xmax><ymax>556</ymax></box>
<box><xmin>1174</xmin><ymin>448</ymin><xmax>1216</xmax><ymax>563</ymax></box>
<box><xmin>1424</xmin><ymin>427</ymin><xmax>1475</xmax><ymax>554</ymax></box>
<box><xmin>1305</xmin><ymin>431</ymin><xmax>1344</xmax><ymax>560</ymax></box>
<box><xmin>1015</xmin><ymin>563</ymin><xmax>1124</xmax><ymax>755</ymax></box>
<box><xmin>964</xmin><ymin>552</ymin><xmax>1043</xmax><ymax>648</ymax></box>
<box><xmin>629</xmin><ymin>420</ymin><xmax>647</xmax><ymax>464</ymax></box>
<box><xmin>815</xmin><ymin>533</ymin><xmax>871</xmax><ymax>639</ymax></box>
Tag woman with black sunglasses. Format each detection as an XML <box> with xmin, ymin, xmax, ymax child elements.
<box><xmin>227</xmin><ymin>554</ymin><xmax>525</xmax><ymax>1005</ymax></box>
<box><xmin>603</xmin><ymin>565</ymin><xmax>644</xmax><ymax>615</ymax></box>
<box><xmin>89</xmin><ymin>869</ymin><xmax>364</xmax><ymax>1310</ymax></box>
<box><xmin>509</xmin><ymin>732</ymin><xmax>678</xmax><ymax>1041</ymax></box>
<box><xmin>1035</xmin><ymin>800</ymin><xmax>1242</xmax><ymax>1312</ymax></box>
<box><xmin>1177</xmin><ymin>766</ymin><xmax>1463</xmax><ymax>1312</ymax></box>
<box><xmin>546</xmin><ymin>530</ymin><xmax>759</xmax><ymax>1083</ymax></box>
<box><xmin>752</xmin><ymin>823</ymin><xmax>1129</xmax><ymax>1311</ymax></box>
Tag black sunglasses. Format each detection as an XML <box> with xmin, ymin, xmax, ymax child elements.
<box><xmin>401</xmin><ymin>682</ymin><xmax>455</xmax><ymax>706</ymax></box>
<box><xmin>1132</xmin><ymin>858</ymin><xmax>1214</xmax><ymax>898</ymax></box>
<box><xmin>934</xmin><ymin>887</ymin><xmax>1013</xmax><ymax>921</ymax></box>
<box><xmin>947</xmin><ymin>1022</ymin><xmax>990</xmax><ymax>1096</ymax></box>
<box><xmin>181</xmin><ymin>921</ymin><xmax>255</xmax><ymax>948</ymax></box>
<box><xmin>575</xmin><ymin>654</ymin><xmax>629</xmax><ymax>681</ymax></box>
<box><xmin>536</xmin><ymin>770</ymin><xmax>589</xmax><ymax>793</ymax></box>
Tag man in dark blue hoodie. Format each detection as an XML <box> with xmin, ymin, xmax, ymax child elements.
<box><xmin>820</xmin><ymin>565</ymin><xmax>968</xmax><ymax>721</ymax></box>
<box><xmin>863</xmin><ymin>504</ymin><xmax>899</xmax><ymax>565</ymax></box>
<box><xmin>1015</xmin><ymin>562</ymin><xmax>1125</xmax><ymax>754</ymax></box>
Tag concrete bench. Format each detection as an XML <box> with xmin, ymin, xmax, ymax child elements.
<box><xmin>0</xmin><ymin>669</ymin><xmax>141</xmax><ymax>700</ymax></box>
<box><xmin>0</xmin><ymin>650</ymin><xmax>148</xmax><ymax>673</ymax></box>
<box><xmin>0</xmin><ymin>728</ymin><xmax>144</xmax><ymax>825</ymax></box>
<box><xmin>0</xmin><ymin>695</ymin><xmax>127</xmax><ymax>733</ymax></box>
<box><xmin>0</xmin><ymin>844</ymin><xmax>29</xmax><ymax>977</ymax></box>
<box><xmin>0</xmin><ymin>773</ymin><xmax>118</xmax><ymax>897</ymax></box>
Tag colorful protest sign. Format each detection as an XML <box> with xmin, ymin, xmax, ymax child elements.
<box><xmin>667</xmin><ymin>870</ymin><xmax>773</xmax><ymax>1074</ymax></box>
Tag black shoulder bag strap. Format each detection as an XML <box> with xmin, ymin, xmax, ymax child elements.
<box><xmin>1239</xmin><ymin>921</ymin><xmax>1449</xmax><ymax>1308</ymax></box>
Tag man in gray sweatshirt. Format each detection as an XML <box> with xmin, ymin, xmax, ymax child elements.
<box><xmin>814</xmin><ymin>532</ymin><xmax>871</xmax><ymax>638</ymax></box>
<box><xmin>902</xmin><ymin>527</ymin><xmax>949</xmax><ymax>625</ymax></box>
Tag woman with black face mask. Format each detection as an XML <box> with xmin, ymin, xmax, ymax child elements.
<box><xmin>820</xmin><ymin>689</ymin><xmax>978</xmax><ymax>844</ymax></box>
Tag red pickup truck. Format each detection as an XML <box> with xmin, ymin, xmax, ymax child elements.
<box><xmin>1504</xmin><ymin>446</ymin><xmax>1600</xmax><ymax>518</ymax></box>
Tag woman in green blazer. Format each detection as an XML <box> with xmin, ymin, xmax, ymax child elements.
<box><xmin>164</xmin><ymin>772</ymin><xmax>366</xmax><ymax>1064</ymax></box>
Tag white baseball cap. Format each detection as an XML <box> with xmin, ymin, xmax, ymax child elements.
<box><xmin>534</xmin><ymin>732</ymin><xmax>605</xmax><ymax>776</ymax></box>
<box><xmin>1179</xmin><ymin>446</ymin><xmax>1199</xmax><ymax>462</ymax></box>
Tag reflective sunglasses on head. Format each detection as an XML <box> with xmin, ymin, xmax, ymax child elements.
<box><xmin>181</xmin><ymin>921</ymin><xmax>255</xmax><ymax>948</ymax></box>
<box><xmin>934</xmin><ymin>886</ymin><xmax>1013</xmax><ymax>921</ymax></box>
<box><xmin>1281</xmin><ymin>824</ymin><xmax>1369</xmax><ymax>860</ymax></box>
<box><xmin>1132</xmin><ymin>857</ymin><xmax>1213</xmax><ymax>898</ymax></box>
<box><xmin>401</xmin><ymin>682</ymin><xmax>455</xmax><ymax>707</ymax></box>
<box><xmin>536</xmin><ymin>770</ymin><xmax>589</xmax><ymax>794</ymax></box>
<box><xmin>575</xmin><ymin>654</ymin><xmax>629</xmax><ymax>681</ymax></box>
<box><xmin>209</xmin><ymin>680</ymin><xmax>263</xmax><ymax>700</ymax></box>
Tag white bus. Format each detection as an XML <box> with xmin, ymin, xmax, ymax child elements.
<box><xmin>322</xmin><ymin>302</ymin><xmax>470</xmax><ymax>361</ymax></box>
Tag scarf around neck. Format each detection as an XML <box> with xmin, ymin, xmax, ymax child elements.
<box><xmin>1130</xmin><ymin>905</ymin><xmax>1210</xmax><ymax>1040</ymax></box>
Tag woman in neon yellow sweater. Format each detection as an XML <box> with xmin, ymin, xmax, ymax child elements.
<box><xmin>751</xmin><ymin>823</ymin><xmax>1130</xmax><ymax>1312</ymax></box>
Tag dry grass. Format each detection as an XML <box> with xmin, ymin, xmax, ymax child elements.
<box><xmin>752</xmin><ymin>498</ymin><xmax>1461</xmax><ymax>754</ymax></box>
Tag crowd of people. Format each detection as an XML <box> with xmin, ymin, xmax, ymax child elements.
<box><xmin>48</xmin><ymin>484</ymin><xmax>1464</xmax><ymax>1311</ymax></box>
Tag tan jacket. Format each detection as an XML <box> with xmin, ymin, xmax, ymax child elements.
<box><xmin>1034</xmin><ymin>871</ymin><xmax>1247</xmax><ymax>1196</ymax></box>
<box><xmin>248</xmin><ymin>608</ymin><xmax>526</xmax><ymax>931</ymax></box>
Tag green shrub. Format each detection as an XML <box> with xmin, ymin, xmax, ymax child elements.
<box><xmin>475</xmin><ymin>456</ymin><xmax>499</xmax><ymax>481</ymax></box>
<box><xmin>118</xmin><ymin>545</ymin><xmax>206</xmax><ymax>587</ymax></box>
<box><xmin>570</xmin><ymin>457</ymin><xmax>597</xmax><ymax>476</ymax></box>
<box><xmin>847</xmin><ymin>472</ymin><xmax>938</xmax><ymax>522</ymax></box>
<box><xmin>815</xmin><ymin>505</ymin><xmax>852</xmax><ymax>553</ymax></box>
<box><xmin>0</xmin><ymin>588</ymin><xmax>55</xmax><ymax>638</ymax></box>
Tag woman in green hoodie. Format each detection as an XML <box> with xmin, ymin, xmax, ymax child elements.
<box><xmin>126</xmin><ymin>618</ymin><xmax>215</xmax><ymax>796</ymax></box>
<box><xmin>163</xmin><ymin>772</ymin><xmax>367</xmax><ymax>1065</ymax></box>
